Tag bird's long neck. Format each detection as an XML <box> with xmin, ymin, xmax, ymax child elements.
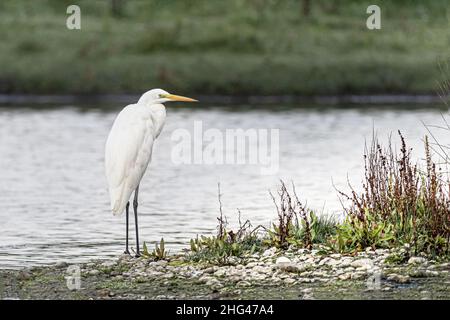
<box><xmin>149</xmin><ymin>103</ymin><xmax>166</xmax><ymax>139</ymax></box>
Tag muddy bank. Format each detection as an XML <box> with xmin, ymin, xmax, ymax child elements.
<box><xmin>1</xmin><ymin>246</ymin><xmax>450</xmax><ymax>300</ymax></box>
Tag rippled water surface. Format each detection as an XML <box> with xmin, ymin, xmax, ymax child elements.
<box><xmin>1</xmin><ymin>104</ymin><xmax>449</xmax><ymax>268</ymax></box>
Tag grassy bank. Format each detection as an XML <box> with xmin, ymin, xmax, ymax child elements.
<box><xmin>1</xmin><ymin>0</ymin><xmax>450</xmax><ymax>96</ymax></box>
<box><xmin>2</xmin><ymin>132</ymin><xmax>450</xmax><ymax>300</ymax></box>
<box><xmin>178</xmin><ymin>131</ymin><xmax>450</xmax><ymax>265</ymax></box>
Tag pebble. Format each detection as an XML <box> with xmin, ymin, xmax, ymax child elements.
<box><xmin>318</xmin><ymin>257</ymin><xmax>332</xmax><ymax>266</ymax></box>
<box><xmin>100</xmin><ymin>261</ymin><xmax>116</xmax><ymax>268</ymax></box>
<box><xmin>214</xmin><ymin>269</ymin><xmax>226</xmax><ymax>277</ymax></box>
<box><xmin>275</xmin><ymin>257</ymin><xmax>292</xmax><ymax>270</ymax></box>
<box><xmin>237</xmin><ymin>280</ymin><xmax>251</xmax><ymax>287</ymax></box>
<box><xmin>387</xmin><ymin>274</ymin><xmax>410</xmax><ymax>284</ymax></box>
<box><xmin>351</xmin><ymin>259</ymin><xmax>373</xmax><ymax>270</ymax></box>
<box><xmin>88</xmin><ymin>270</ymin><xmax>100</xmax><ymax>276</ymax></box>
<box><xmin>283</xmin><ymin>278</ymin><xmax>296</xmax><ymax>285</ymax></box>
<box><xmin>426</xmin><ymin>270</ymin><xmax>439</xmax><ymax>277</ymax></box>
<box><xmin>203</xmin><ymin>267</ymin><xmax>215</xmax><ymax>274</ymax></box>
<box><xmin>408</xmin><ymin>257</ymin><xmax>427</xmax><ymax>265</ymax></box>
<box><xmin>338</xmin><ymin>273</ymin><xmax>351</xmax><ymax>280</ymax></box>
<box><xmin>55</xmin><ymin>262</ymin><xmax>69</xmax><ymax>268</ymax></box>
<box><xmin>262</xmin><ymin>247</ymin><xmax>277</xmax><ymax>257</ymax></box>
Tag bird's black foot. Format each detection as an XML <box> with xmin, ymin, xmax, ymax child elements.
<box><xmin>123</xmin><ymin>249</ymin><xmax>131</xmax><ymax>255</ymax></box>
<box><xmin>135</xmin><ymin>253</ymin><xmax>141</xmax><ymax>258</ymax></box>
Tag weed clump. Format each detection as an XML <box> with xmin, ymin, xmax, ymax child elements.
<box><xmin>186</xmin><ymin>181</ymin><xmax>338</xmax><ymax>265</ymax></box>
<box><xmin>268</xmin><ymin>180</ymin><xmax>337</xmax><ymax>249</ymax></box>
<box><xmin>335</xmin><ymin>132</ymin><xmax>450</xmax><ymax>257</ymax></box>
<box><xmin>186</xmin><ymin>184</ymin><xmax>263</xmax><ymax>265</ymax></box>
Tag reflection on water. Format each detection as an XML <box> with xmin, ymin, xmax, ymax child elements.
<box><xmin>0</xmin><ymin>104</ymin><xmax>449</xmax><ymax>268</ymax></box>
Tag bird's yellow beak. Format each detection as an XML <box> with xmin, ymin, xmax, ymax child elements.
<box><xmin>164</xmin><ymin>93</ymin><xmax>198</xmax><ymax>102</ymax></box>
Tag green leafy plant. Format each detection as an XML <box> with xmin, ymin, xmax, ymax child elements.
<box><xmin>188</xmin><ymin>232</ymin><xmax>261</xmax><ymax>265</ymax></box>
<box><xmin>334</xmin><ymin>213</ymin><xmax>395</xmax><ymax>252</ymax></box>
<box><xmin>142</xmin><ymin>238</ymin><xmax>167</xmax><ymax>260</ymax></box>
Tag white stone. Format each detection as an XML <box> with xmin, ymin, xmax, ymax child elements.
<box><xmin>295</xmin><ymin>263</ymin><xmax>312</xmax><ymax>273</ymax></box>
<box><xmin>154</xmin><ymin>260</ymin><xmax>168</xmax><ymax>266</ymax></box>
<box><xmin>326</xmin><ymin>259</ymin><xmax>340</xmax><ymax>267</ymax></box>
<box><xmin>206</xmin><ymin>279</ymin><xmax>223</xmax><ymax>288</ymax></box>
<box><xmin>276</xmin><ymin>256</ymin><xmax>292</xmax><ymax>268</ymax></box>
<box><xmin>253</xmin><ymin>266</ymin><xmax>270</xmax><ymax>274</ymax></box>
<box><xmin>408</xmin><ymin>257</ymin><xmax>427</xmax><ymax>265</ymax></box>
<box><xmin>199</xmin><ymin>275</ymin><xmax>213</xmax><ymax>283</ymax></box>
<box><xmin>375</xmin><ymin>249</ymin><xmax>388</xmax><ymax>255</ymax></box>
<box><xmin>339</xmin><ymin>257</ymin><xmax>353</xmax><ymax>267</ymax></box>
<box><xmin>283</xmin><ymin>278</ymin><xmax>296</xmax><ymax>285</ymax></box>
<box><xmin>203</xmin><ymin>267</ymin><xmax>215</xmax><ymax>274</ymax></box>
<box><xmin>237</xmin><ymin>280</ymin><xmax>251</xmax><ymax>287</ymax></box>
<box><xmin>351</xmin><ymin>258</ymin><xmax>373</xmax><ymax>269</ymax></box>
<box><xmin>387</xmin><ymin>274</ymin><xmax>410</xmax><ymax>283</ymax></box>
<box><xmin>262</xmin><ymin>247</ymin><xmax>277</xmax><ymax>257</ymax></box>
<box><xmin>318</xmin><ymin>257</ymin><xmax>332</xmax><ymax>266</ymax></box>
<box><xmin>214</xmin><ymin>269</ymin><xmax>226</xmax><ymax>277</ymax></box>
<box><xmin>426</xmin><ymin>270</ymin><xmax>439</xmax><ymax>277</ymax></box>
<box><xmin>338</xmin><ymin>273</ymin><xmax>351</xmax><ymax>280</ymax></box>
<box><xmin>251</xmin><ymin>274</ymin><xmax>267</xmax><ymax>281</ymax></box>
<box><xmin>88</xmin><ymin>269</ymin><xmax>100</xmax><ymax>276</ymax></box>
<box><xmin>100</xmin><ymin>261</ymin><xmax>116</xmax><ymax>268</ymax></box>
<box><xmin>271</xmin><ymin>276</ymin><xmax>281</xmax><ymax>283</ymax></box>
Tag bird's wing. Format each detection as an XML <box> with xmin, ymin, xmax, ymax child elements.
<box><xmin>105</xmin><ymin>105</ymin><xmax>156</xmax><ymax>215</ymax></box>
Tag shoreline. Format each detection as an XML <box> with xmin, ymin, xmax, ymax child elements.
<box><xmin>2</xmin><ymin>244</ymin><xmax>449</xmax><ymax>300</ymax></box>
<box><xmin>0</xmin><ymin>94</ymin><xmax>447</xmax><ymax>106</ymax></box>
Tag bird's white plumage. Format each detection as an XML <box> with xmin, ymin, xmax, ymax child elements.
<box><xmin>105</xmin><ymin>98</ymin><xmax>166</xmax><ymax>216</ymax></box>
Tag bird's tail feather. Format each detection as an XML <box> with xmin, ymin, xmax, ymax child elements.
<box><xmin>111</xmin><ymin>200</ymin><xmax>126</xmax><ymax>216</ymax></box>
<box><xmin>110</xmin><ymin>185</ymin><xmax>128</xmax><ymax>216</ymax></box>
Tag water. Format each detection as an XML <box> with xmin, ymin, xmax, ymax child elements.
<box><xmin>1</xmin><ymin>104</ymin><xmax>449</xmax><ymax>269</ymax></box>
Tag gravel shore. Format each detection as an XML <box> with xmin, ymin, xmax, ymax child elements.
<box><xmin>1</xmin><ymin>245</ymin><xmax>450</xmax><ymax>300</ymax></box>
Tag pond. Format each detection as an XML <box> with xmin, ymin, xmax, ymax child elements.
<box><xmin>0</xmin><ymin>103</ymin><xmax>448</xmax><ymax>268</ymax></box>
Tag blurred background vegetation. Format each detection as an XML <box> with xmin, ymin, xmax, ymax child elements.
<box><xmin>1</xmin><ymin>0</ymin><xmax>450</xmax><ymax>96</ymax></box>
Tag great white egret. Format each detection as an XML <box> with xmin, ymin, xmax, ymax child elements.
<box><xmin>105</xmin><ymin>88</ymin><xmax>197</xmax><ymax>257</ymax></box>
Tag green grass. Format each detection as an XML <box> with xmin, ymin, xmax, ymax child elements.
<box><xmin>1</xmin><ymin>0</ymin><xmax>450</xmax><ymax>95</ymax></box>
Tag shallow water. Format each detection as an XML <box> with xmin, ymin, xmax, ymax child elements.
<box><xmin>0</xmin><ymin>104</ymin><xmax>449</xmax><ymax>268</ymax></box>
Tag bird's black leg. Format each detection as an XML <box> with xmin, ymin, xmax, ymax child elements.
<box><xmin>133</xmin><ymin>185</ymin><xmax>140</xmax><ymax>257</ymax></box>
<box><xmin>124</xmin><ymin>201</ymin><xmax>130</xmax><ymax>255</ymax></box>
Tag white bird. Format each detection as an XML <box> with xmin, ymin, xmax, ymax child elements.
<box><xmin>105</xmin><ymin>89</ymin><xmax>197</xmax><ymax>256</ymax></box>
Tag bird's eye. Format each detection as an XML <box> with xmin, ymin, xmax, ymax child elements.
<box><xmin>158</xmin><ymin>94</ymin><xmax>164</xmax><ymax>98</ymax></box>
